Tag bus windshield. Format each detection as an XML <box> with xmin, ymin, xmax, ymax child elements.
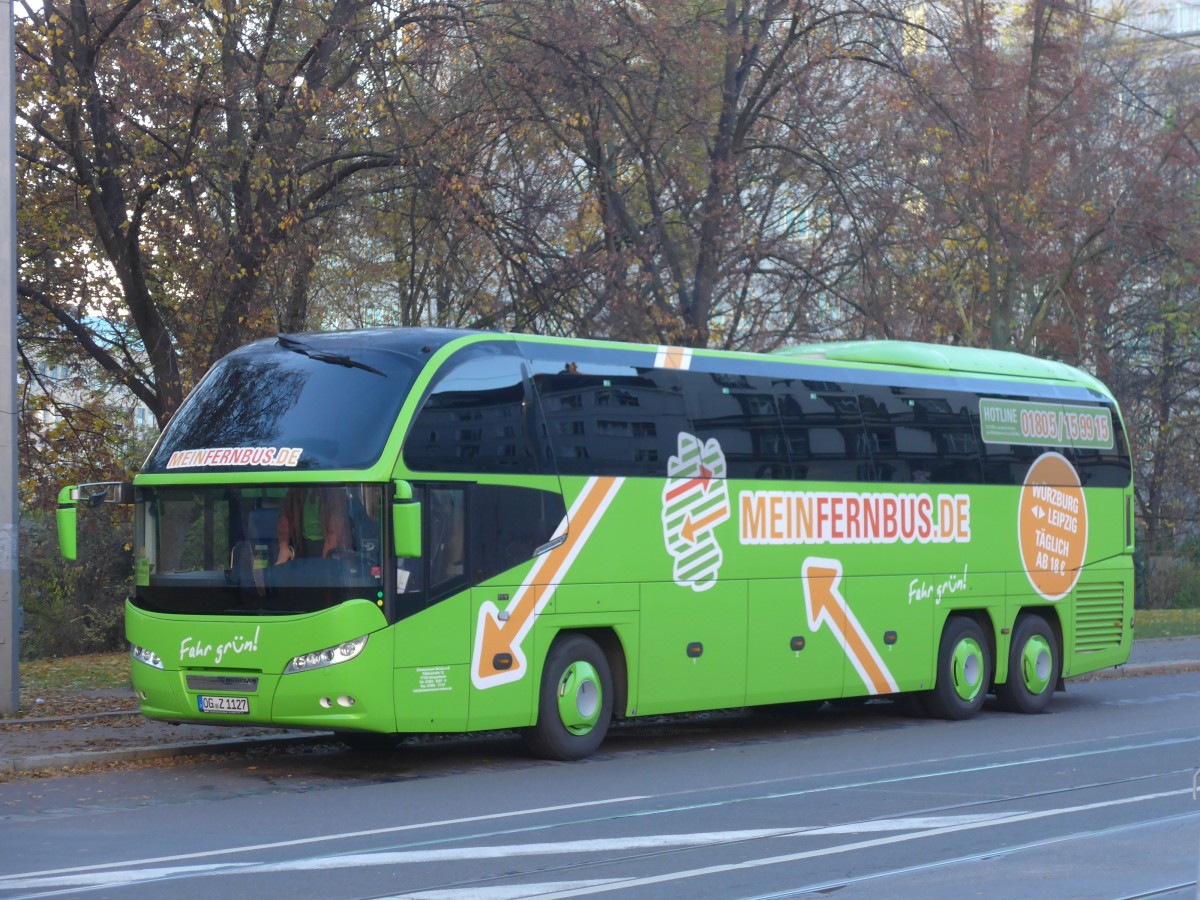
<box><xmin>132</xmin><ymin>484</ymin><xmax>386</xmax><ymax>616</ymax></box>
<box><xmin>141</xmin><ymin>333</ymin><xmax>427</xmax><ymax>473</ymax></box>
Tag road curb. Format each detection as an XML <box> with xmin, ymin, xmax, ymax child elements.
<box><xmin>0</xmin><ymin>732</ymin><xmax>335</xmax><ymax>775</ymax></box>
<box><xmin>1067</xmin><ymin>661</ymin><xmax>1200</xmax><ymax>682</ymax></box>
<box><xmin>2</xmin><ymin>709</ymin><xmax>140</xmax><ymax>727</ymax></box>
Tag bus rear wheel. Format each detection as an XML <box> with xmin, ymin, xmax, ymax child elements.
<box><xmin>924</xmin><ymin>617</ymin><xmax>991</xmax><ymax>720</ymax></box>
<box><xmin>523</xmin><ymin>634</ymin><xmax>613</xmax><ymax>761</ymax></box>
<box><xmin>995</xmin><ymin>614</ymin><xmax>1059</xmax><ymax>714</ymax></box>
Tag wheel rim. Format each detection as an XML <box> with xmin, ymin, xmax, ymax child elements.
<box><xmin>951</xmin><ymin>637</ymin><xmax>985</xmax><ymax>702</ymax></box>
<box><xmin>557</xmin><ymin>660</ymin><xmax>602</xmax><ymax>735</ymax></box>
<box><xmin>1019</xmin><ymin>635</ymin><xmax>1053</xmax><ymax>695</ymax></box>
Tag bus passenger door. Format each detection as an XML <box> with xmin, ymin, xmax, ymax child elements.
<box><xmin>467</xmin><ymin>583</ymin><xmax>538</xmax><ymax>730</ymax></box>
<box><xmin>466</xmin><ymin>483</ymin><xmax>568</xmax><ymax>732</ymax></box>
<box><xmin>392</xmin><ymin>484</ymin><xmax>472</xmax><ymax>732</ymax></box>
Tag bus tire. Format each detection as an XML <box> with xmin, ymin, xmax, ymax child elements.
<box><xmin>924</xmin><ymin>617</ymin><xmax>991</xmax><ymax>720</ymax></box>
<box><xmin>523</xmin><ymin>634</ymin><xmax>613</xmax><ymax>761</ymax></box>
<box><xmin>995</xmin><ymin>614</ymin><xmax>1059</xmax><ymax>714</ymax></box>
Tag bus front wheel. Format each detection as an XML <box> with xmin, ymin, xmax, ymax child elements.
<box><xmin>924</xmin><ymin>617</ymin><xmax>991</xmax><ymax>720</ymax></box>
<box><xmin>995</xmin><ymin>614</ymin><xmax>1059</xmax><ymax>714</ymax></box>
<box><xmin>523</xmin><ymin>634</ymin><xmax>613</xmax><ymax>761</ymax></box>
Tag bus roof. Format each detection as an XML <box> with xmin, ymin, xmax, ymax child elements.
<box><xmin>775</xmin><ymin>340</ymin><xmax>1107</xmax><ymax>392</ymax></box>
<box><xmin>279</xmin><ymin>327</ymin><xmax>476</xmax><ymax>357</ymax></box>
<box><xmin>276</xmin><ymin>330</ymin><xmax>1099</xmax><ymax>389</ymax></box>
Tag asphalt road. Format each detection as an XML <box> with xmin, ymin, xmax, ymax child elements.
<box><xmin>1</xmin><ymin>671</ymin><xmax>1198</xmax><ymax>899</ymax></box>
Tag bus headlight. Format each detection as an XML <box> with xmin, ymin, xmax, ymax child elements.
<box><xmin>130</xmin><ymin>643</ymin><xmax>163</xmax><ymax>669</ymax></box>
<box><xmin>284</xmin><ymin>635</ymin><xmax>369</xmax><ymax>674</ymax></box>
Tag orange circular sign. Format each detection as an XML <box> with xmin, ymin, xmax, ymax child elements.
<box><xmin>1018</xmin><ymin>452</ymin><xmax>1087</xmax><ymax>600</ymax></box>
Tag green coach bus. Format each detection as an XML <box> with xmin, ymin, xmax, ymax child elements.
<box><xmin>57</xmin><ymin>329</ymin><xmax>1133</xmax><ymax>759</ymax></box>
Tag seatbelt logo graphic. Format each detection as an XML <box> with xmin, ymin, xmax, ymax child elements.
<box><xmin>662</xmin><ymin>433</ymin><xmax>730</xmax><ymax>592</ymax></box>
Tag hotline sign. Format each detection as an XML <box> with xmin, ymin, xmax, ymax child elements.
<box><xmin>980</xmin><ymin>399</ymin><xmax>1113</xmax><ymax>451</ymax></box>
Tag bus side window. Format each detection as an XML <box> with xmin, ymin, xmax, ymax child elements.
<box><xmin>396</xmin><ymin>484</ymin><xmax>466</xmax><ymax>616</ymax></box>
<box><xmin>470</xmin><ymin>484</ymin><xmax>567</xmax><ymax>582</ymax></box>
<box><xmin>427</xmin><ymin>487</ymin><xmax>467</xmax><ymax>597</ymax></box>
<box><xmin>404</xmin><ymin>352</ymin><xmax>543</xmax><ymax>475</ymax></box>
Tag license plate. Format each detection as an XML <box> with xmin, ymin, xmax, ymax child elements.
<box><xmin>198</xmin><ymin>695</ymin><xmax>250</xmax><ymax>715</ymax></box>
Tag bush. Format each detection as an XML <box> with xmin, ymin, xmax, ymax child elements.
<box><xmin>19</xmin><ymin>506</ymin><xmax>131</xmax><ymax>660</ymax></box>
<box><xmin>1140</xmin><ymin>549</ymin><xmax>1200</xmax><ymax>610</ymax></box>
<box><xmin>1174</xmin><ymin>573</ymin><xmax>1200</xmax><ymax>609</ymax></box>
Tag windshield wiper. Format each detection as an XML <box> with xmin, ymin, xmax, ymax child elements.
<box><xmin>277</xmin><ymin>334</ymin><xmax>386</xmax><ymax>376</ymax></box>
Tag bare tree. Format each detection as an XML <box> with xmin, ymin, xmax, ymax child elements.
<box><xmin>17</xmin><ymin>0</ymin><xmax>459</xmax><ymax>425</ymax></box>
<box><xmin>461</xmin><ymin>0</ymin><xmax>911</xmax><ymax>348</ymax></box>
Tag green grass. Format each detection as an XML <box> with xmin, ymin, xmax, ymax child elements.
<box><xmin>1134</xmin><ymin>608</ymin><xmax>1200</xmax><ymax>639</ymax></box>
<box><xmin>17</xmin><ymin>657</ymin><xmax>129</xmax><ymax>705</ymax></box>
<box><xmin>9</xmin><ymin>652</ymin><xmax>133</xmax><ymax>718</ymax></box>
<box><xmin>19</xmin><ymin>652</ymin><xmax>129</xmax><ymax>692</ymax></box>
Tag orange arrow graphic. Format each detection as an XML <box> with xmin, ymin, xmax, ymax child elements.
<box><xmin>680</xmin><ymin>507</ymin><xmax>728</xmax><ymax>543</ymax></box>
<box><xmin>471</xmin><ymin>476</ymin><xmax>623</xmax><ymax>688</ymax></box>
<box><xmin>664</xmin><ymin>464</ymin><xmax>713</xmax><ymax>502</ymax></box>
<box><xmin>802</xmin><ymin>557</ymin><xmax>898</xmax><ymax>695</ymax></box>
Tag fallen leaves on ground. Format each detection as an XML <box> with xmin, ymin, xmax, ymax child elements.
<box><xmin>6</xmin><ymin>653</ymin><xmax>135</xmax><ymax>719</ymax></box>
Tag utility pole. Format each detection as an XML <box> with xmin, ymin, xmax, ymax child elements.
<box><xmin>0</xmin><ymin>0</ymin><xmax>20</xmax><ymax>714</ymax></box>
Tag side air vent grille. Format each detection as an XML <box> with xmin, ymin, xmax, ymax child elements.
<box><xmin>1073</xmin><ymin>582</ymin><xmax>1125</xmax><ymax>652</ymax></box>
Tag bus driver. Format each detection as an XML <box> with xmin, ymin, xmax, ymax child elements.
<box><xmin>275</xmin><ymin>487</ymin><xmax>353</xmax><ymax>563</ymax></box>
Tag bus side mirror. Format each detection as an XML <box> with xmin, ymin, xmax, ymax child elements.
<box><xmin>57</xmin><ymin>486</ymin><xmax>78</xmax><ymax>562</ymax></box>
<box><xmin>393</xmin><ymin>481</ymin><xmax>422</xmax><ymax>559</ymax></box>
<box><xmin>57</xmin><ymin>481</ymin><xmax>133</xmax><ymax>562</ymax></box>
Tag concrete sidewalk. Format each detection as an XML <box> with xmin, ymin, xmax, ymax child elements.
<box><xmin>0</xmin><ymin>711</ymin><xmax>333</xmax><ymax>775</ymax></box>
<box><xmin>1078</xmin><ymin>635</ymin><xmax>1200</xmax><ymax>679</ymax></box>
<box><xmin>3</xmin><ymin>637</ymin><xmax>1199</xmax><ymax>776</ymax></box>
